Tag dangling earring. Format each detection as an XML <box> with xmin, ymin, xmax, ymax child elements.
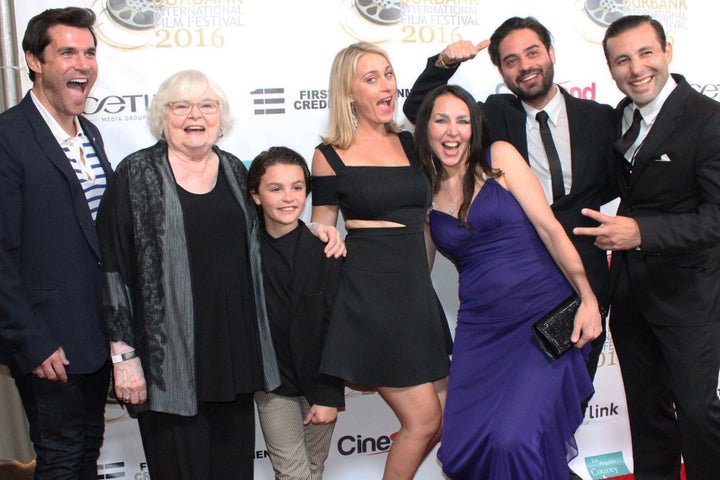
<box><xmin>350</xmin><ymin>102</ymin><xmax>358</xmax><ymax>128</ymax></box>
<box><xmin>429</xmin><ymin>155</ymin><xmax>438</xmax><ymax>175</ymax></box>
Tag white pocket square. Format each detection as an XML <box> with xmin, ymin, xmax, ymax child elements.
<box><xmin>656</xmin><ymin>153</ymin><xmax>672</xmax><ymax>162</ymax></box>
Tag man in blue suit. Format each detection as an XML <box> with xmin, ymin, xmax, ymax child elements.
<box><xmin>0</xmin><ymin>8</ymin><xmax>112</xmax><ymax>479</ymax></box>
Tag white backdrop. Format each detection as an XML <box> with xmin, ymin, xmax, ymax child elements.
<box><xmin>8</xmin><ymin>1</ymin><xmax>720</xmax><ymax>479</ymax></box>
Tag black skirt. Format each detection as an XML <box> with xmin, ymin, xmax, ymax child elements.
<box><xmin>320</xmin><ymin>224</ymin><xmax>451</xmax><ymax>387</ymax></box>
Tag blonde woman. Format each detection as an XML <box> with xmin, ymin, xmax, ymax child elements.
<box><xmin>310</xmin><ymin>42</ymin><xmax>452</xmax><ymax>480</ymax></box>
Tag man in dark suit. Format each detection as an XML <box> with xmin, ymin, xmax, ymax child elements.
<box><xmin>575</xmin><ymin>15</ymin><xmax>720</xmax><ymax>480</ymax></box>
<box><xmin>0</xmin><ymin>8</ymin><xmax>112</xmax><ymax>480</ymax></box>
<box><xmin>404</xmin><ymin>16</ymin><xmax>613</xmax><ymax>394</ymax></box>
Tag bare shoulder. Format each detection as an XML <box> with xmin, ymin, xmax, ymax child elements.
<box><xmin>488</xmin><ymin>141</ymin><xmax>525</xmax><ymax>171</ymax></box>
<box><xmin>311</xmin><ymin>147</ymin><xmax>335</xmax><ymax>176</ymax></box>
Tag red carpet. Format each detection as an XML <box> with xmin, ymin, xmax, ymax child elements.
<box><xmin>610</xmin><ymin>465</ymin><xmax>686</xmax><ymax>480</ymax></box>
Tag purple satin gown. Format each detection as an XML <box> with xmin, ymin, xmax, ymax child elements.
<box><xmin>431</xmin><ymin>177</ymin><xmax>593</xmax><ymax>480</ymax></box>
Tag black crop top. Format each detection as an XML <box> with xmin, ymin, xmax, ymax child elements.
<box><xmin>311</xmin><ymin>131</ymin><xmax>431</xmax><ymax>227</ymax></box>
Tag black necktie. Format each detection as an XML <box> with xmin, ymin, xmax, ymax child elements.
<box><xmin>535</xmin><ymin>110</ymin><xmax>565</xmax><ymax>201</ymax></box>
<box><xmin>614</xmin><ymin>108</ymin><xmax>643</xmax><ymax>170</ymax></box>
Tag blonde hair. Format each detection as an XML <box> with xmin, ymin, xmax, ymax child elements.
<box><xmin>147</xmin><ymin>69</ymin><xmax>233</xmax><ymax>139</ymax></box>
<box><xmin>322</xmin><ymin>42</ymin><xmax>402</xmax><ymax>149</ymax></box>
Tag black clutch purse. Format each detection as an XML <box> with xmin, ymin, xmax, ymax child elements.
<box><xmin>532</xmin><ymin>294</ymin><xmax>580</xmax><ymax>360</ymax></box>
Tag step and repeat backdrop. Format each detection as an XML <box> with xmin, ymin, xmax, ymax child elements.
<box><xmin>9</xmin><ymin>1</ymin><xmax>719</xmax><ymax>478</ymax></box>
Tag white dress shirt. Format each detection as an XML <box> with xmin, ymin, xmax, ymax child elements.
<box><xmin>621</xmin><ymin>76</ymin><xmax>678</xmax><ymax>164</ymax></box>
<box><xmin>523</xmin><ymin>85</ymin><xmax>572</xmax><ymax>204</ymax></box>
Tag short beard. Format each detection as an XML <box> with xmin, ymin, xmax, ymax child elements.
<box><xmin>509</xmin><ymin>63</ymin><xmax>555</xmax><ymax>103</ymax></box>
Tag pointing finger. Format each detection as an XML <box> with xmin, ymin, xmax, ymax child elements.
<box><xmin>475</xmin><ymin>39</ymin><xmax>490</xmax><ymax>52</ymax></box>
<box><xmin>573</xmin><ymin>226</ymin><xmax>602</xmax><ymax>237</ymax></box>
<box><xmin>580</xmin><ymin>208</ymin><xmax>607</xmax><ymax>222</ymax></box>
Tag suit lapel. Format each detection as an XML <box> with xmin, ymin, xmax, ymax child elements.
<box><xmin>79</xmin><ymin>116</ymin><xmax>113</xmax><ymax>179</ymax></box>
<box><xmin>614</xmin><ymin>97</ymin><xmax>633</xmax><ymax>198</ymax></box>
<box><xmin>21</xmin><ymin>95</ymin><xmax>103</xmax><ymax>259</ymax></box>
<box><xmin>563</xmin><ymin>89</ymin><xmax>589</xmax><ymax>201</ymax></box>
<box><xmin>628</xmin><ymin>82</ymin><xmax>687</xmax><ymax>189</ymax></box>
<box><xmin>507</xmin><ymin>97</ymin><xmax>529</xmax><ymax>158</ymax></box>
<box><xmin>22</xmin><ymin>97</ymin><xmax>81</xmax><ymax>187</ymax></box>
<box><xmin>290</xmin><ymin>225</ymin><xmax>317</xmax><ymax>312</ymax></box>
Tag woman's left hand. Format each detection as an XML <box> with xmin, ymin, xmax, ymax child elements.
<box><xmin>113</xmin><ymin>357</ymin><xmax>147</xmax><ymax>406</ymax></box>
<box><xmin>571</xmin><ymin>298</ymin><xmax>603</xmax><ymax>349</ymax></box>
<box><xmin>308</xmin><ymin>222</ymin><xmax>347</xmax><ymax>258</ymax></box>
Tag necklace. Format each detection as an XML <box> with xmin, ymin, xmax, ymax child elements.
<box><xmin>445</xmin><ymin>182</ymin><xmax>461</xmax><ymax>216</ymax></box>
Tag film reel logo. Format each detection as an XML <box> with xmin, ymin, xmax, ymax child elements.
<box><xmin>106</xmin><ymin>0</ymin><xmax>156</xmax><ymax>30</ymax></box>
<box><xmin>355</xmin><ymin>0</ymin><xmax>403</xmax><ymax>26</ymax></box>
<box><xmin>584</xmin><ymin>0</ymin><xmax>625</xmax><ymax>27</ymax></box>
<box><xmin>92</xmin><ymin>0</ymin><xmax>159</xmax><ymax>49</ymax></box>
<box><xmin>340</xmin><ymin>0</ymin><xmax>404</xmax><ymax>43</ymax></box>
<box><xmin>573</xmin><ymin>0</ymin><xmax>626</xmax><ymax>44</ymax></box>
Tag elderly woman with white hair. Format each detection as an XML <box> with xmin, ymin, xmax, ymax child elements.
<box><xmin>96</xmin><ymin>69</ymin><xmax>279</xmax><ymax>479</ymax></box>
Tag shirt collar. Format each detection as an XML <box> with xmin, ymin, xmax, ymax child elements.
<box><xmin>30</xmin><ymin>90</ymin><xmax>84</xmax><ymax>145</ymax></box>
<box><xmin>522</xmin><ymin>84</ymin><xmax>563</xmax><ymax>128</ymax></box>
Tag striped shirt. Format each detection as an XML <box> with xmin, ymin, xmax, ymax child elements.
<box><xmin>62</xmin><ymin>135</ymin><xmax>107</xmax><ymax>221</ymax></box>
<box><xmin>30</xmin><ymin>91</ymin><xmax>107</xmax><ymax>221</ymax></box>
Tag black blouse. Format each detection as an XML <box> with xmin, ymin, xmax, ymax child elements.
<box><xmin>176</xmin><ymin>168</ymin><xmax>264</xmax><ymax>401</ymax></box>
<box><xmin>260</xmin><ymin>224</ymin><xmax>303</xmax><ymax>396</ymax></box>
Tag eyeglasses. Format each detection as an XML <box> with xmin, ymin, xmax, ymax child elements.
<box><xmin>167</xmin><ymin>100</ymin><xmax>220</xmax><ymax>116</ymax></box>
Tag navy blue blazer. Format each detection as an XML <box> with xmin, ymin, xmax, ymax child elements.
<box><xmin>0</xmin><ymin>92</ymin><xmax>112</xmax><ymax>375</ymax></box>
<box><xmin>403</xmin><ymin>55</ymin><xmax>615</xmax><ymax>306</ymax></box>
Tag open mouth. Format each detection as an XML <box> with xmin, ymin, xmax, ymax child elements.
<box><xmin>442</xmin><ymin>141</ymin><xmax>460</xmax><ymax>150</ymax></box>
<box><xmin>184</xmin><ymin>125</ymin><xmax>206</xmax><ymax>133</ymax></box>
<box><xmin>67</xmin><ymin>78</ymin><xmax>88</xmax><ymax>94</ymax></box>
<box><xmin>378</xmin><ymin>96</ymin><xmax>393</xmax><ymax>111</ymax></box>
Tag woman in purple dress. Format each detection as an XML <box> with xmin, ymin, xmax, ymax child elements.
<box><xmin>414</xmin><ymin>84</ymin><xmax>603</xmax><ymax>479</ymax></box>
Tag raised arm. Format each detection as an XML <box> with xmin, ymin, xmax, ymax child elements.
<box><xmin>403</xmin><ymin>39</ymin><xmax>489</xmax><ymax>124</ymax></box>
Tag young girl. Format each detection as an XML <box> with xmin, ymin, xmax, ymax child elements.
<box><xmin>248</xmin><ymin>146</ymin><xmax>344</xmax><ymax>480</ymax></box>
